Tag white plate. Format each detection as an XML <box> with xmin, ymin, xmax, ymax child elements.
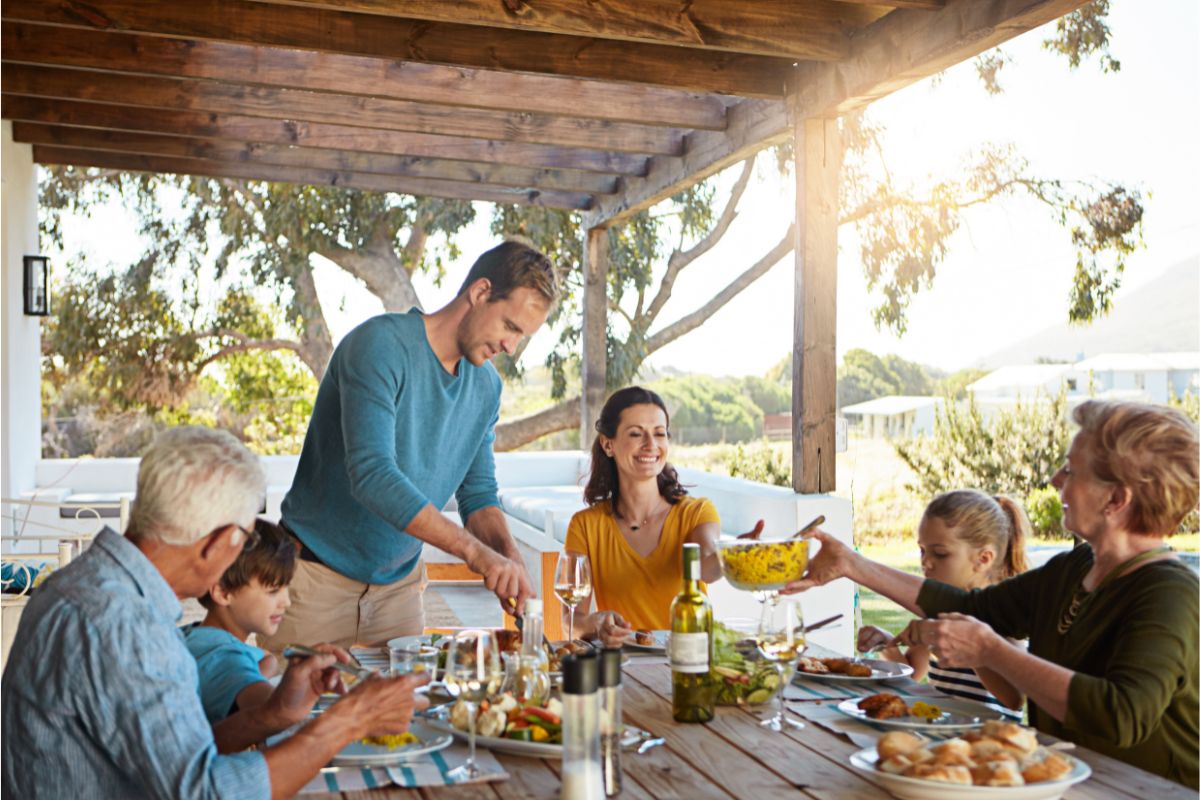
<box><xmin>795</xmin><ymin>658</ymin><xmax>914</xmax><ymax>682</ymax></box>
<box><xmin>422</xmin><ymin>715</ymin><xmax>653</xmax><ymax>759</ymax></box>
<box><xmin>836</xmin><ymin>697</ymin><xmax>1007</xmax><ymax>732</ymax></box>
<box><xmin>849</xmin><ymin>747</ymin><xmax>1091</xmax><ymax>800</ymax></box>
<box><xmin>331</xmin><ymin>722</ymin><xmax>454</xmax><ymax>766</ymax></box>
<box><xmin>623</xmin><ymin>630</ymin><xmax>669</xmax><ymax>654</ymax></box>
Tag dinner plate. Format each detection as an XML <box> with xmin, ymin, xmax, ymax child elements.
<box><xmin>330</xmin><ymin>722</ymin><xmax>454</xmax><ymax>766</ymax></box>
<box><xmin>422</xmin><ymin>714</ymin><xmax>653</xmax><ymax>759</ymax></box>
<box><xmin>795</xmin><ymin>658</ymin><xmax>914</xmax><ymax>682</ymax></box>
<box><xmin>623</xmin><ymin>630</ymin><xmax>669</xmax><ymax>654</ymax></box>
<box><xmin>848</xmin><ymin>747</ymin><xmax>1091</xmax><ymax>800</ymax></box>
<box><xmin>835</xmin><ymin>697</ymin><xmax>1007</xmax><ymax>732</ymax></box>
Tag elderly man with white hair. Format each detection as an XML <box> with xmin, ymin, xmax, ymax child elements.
<box><xmin>2</xmin><ymin>427</ymin><xmax>428</xmax><ymax>800</ymax></box>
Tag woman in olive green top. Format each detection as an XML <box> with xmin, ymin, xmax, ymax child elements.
<box><xmin>787</xmin><ymin>400</ymin><xmax>1198</xmax><ymax>789</ymax></box>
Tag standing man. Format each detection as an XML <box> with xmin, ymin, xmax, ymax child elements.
<box><xmin>262</xmin><ymin>240</ymin><xmax>557</xmax><ymax>650</ymax></box>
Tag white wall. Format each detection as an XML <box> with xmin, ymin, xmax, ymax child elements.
<box><xmin>1</xmin><ymin>121</ymin><xmax>43</xmax><ymax>534</ymax></box>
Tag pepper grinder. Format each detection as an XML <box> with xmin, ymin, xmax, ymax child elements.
<box><xmin>561</xmin><ymin>651</ymin><xmax>604</xmax><ymax>800</ymax></box>
<box><xmin>598</xmin><ymin>647</ymin><xmax>624</xmax><ymax>796</ymax></box>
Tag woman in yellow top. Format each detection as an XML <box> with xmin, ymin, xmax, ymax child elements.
<box><xmin>566</xmin><ymin>386</ymin><xmax>760</xmax><ymax>646</ymax></box>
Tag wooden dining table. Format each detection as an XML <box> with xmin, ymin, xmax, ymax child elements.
<box><xmin>308</xmin><ymin>659</ymin><xmax>1194</xmax><ymax>799</ymax></box>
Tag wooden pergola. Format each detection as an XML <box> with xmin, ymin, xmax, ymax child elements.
<box><xmin>0</xmin><ymin>0</ymin><xmax>1086</xmax><ymax>494</ymax></box>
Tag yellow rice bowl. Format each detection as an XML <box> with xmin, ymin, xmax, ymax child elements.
<box><xmin>717</xmin><ymin>538</ymin><xmax>809</xmax><ymax>591</ymax></box>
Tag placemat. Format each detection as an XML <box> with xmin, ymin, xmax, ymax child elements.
<box><xmin>297</xmin><ymin>743</ymin><xmax>509</xmax><ymax>794</ymax></box>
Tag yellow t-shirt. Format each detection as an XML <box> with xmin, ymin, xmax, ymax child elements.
<box><xmin>565</xmin><ymin>496</ymin><xmax>720</xmax><ymax>630</ymax></box>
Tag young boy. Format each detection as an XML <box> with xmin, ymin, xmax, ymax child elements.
<box><xmin>183</xmin><ymin>518</ymin><xmax>296</xmax><ymax>723</ymax></box>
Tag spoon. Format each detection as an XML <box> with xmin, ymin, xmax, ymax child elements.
<box><xmin>636</xmin><ymin>737</ymin><xmax>666</xmax><ymax>754</ymax></box>
<box><xmin>790</xmin><ymin>515</ymin><xmax>826</xmax><ymax>540</ymax></box>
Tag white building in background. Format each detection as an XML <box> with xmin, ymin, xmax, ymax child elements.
<box><xmin>841</xmin><ymin>395</ymin><xmax>943</xmax><ymax>439</ymax></box>
<box><xmin>844</xmin><ymin>352</ymin><xmax>1199</xmax><ymax>440</ymax></box>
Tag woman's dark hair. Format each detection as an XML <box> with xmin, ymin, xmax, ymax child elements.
<box><xmin>583</xmin><ymin>386</ymin><xmax>688</xmax><ymax>514</ymax></box>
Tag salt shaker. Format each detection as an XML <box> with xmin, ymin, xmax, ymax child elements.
<box><xmin>598</xmin><ymin>647</ymin><xmax>623</xmax><ymax>796</ymax></box>
<box><xmin>561</xmin><ymin>651</ymin><xmax>604</xmax><ymax>800</ymax></box>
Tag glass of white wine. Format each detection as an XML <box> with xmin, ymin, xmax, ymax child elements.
<box><xmin>443</xmin><ymin>630</ymin><xmax>503</xmax><ymax>782</ymax></box>
<box><xmin>554</xmin><ymin>551</ymin><xmax>592</xmax><ymax>644</ymax></box>
<box><xmin>755</xmin><ymin>599</ymin><xmax>806</xmax><ymax>732</ymax></box>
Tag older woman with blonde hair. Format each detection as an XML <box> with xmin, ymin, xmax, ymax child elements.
<box><xmin>788</xmin><ymin>400</ymin><xmax>1198</xmax><ymax>788</ymax></box>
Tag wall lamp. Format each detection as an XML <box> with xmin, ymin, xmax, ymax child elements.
<box><xmin>23</xmin><ymin>255</ymin><xmax>50</xmax><ymax>316</ymax></box>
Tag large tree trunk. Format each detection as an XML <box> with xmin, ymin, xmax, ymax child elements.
<box><xmin>292</xmin><ymin>264</ymin><xmax>335</xmax><ymax>379</ymax></box>
<box><xmin>322</xmin><ymin>225</ymin><xmax>423</xmax><ymax>313</ymax></box>
<box><xmin>494</xmin><ymin>396</ymin><xmax>580</xmax><ymax>451</ymax></box>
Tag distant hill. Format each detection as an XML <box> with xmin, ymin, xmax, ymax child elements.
<box><xmin>977</xmin><ymin>255</ymin><xmax>1200</xmax><ymax>368</ymax></box>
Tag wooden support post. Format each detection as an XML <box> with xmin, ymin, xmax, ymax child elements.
<box><xmin>792</xmin><ymin>117</ymin><xmax>842</xmax><ymax>494</ymax></box>
<box><xmin>581</xmin><ymin>227</ymin><xmax>609</xmax><ymax>445</ymax></box>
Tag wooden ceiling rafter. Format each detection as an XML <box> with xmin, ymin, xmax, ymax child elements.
<box><xmin>11</xmin><ymin>122</ymin><xmax>621</xmax><ymax>196</ymax></box>
<box><xmin>2</xmin><ymin>64</ymin><xmax>688</xmax><ymax>156</ymax></box>
<box><xmin>244</xmin><ymin>0</ymin><xmax>889</xmax><ymax>60</ymax></box>
<box><xmin>1</xmin><ymin>97</ymin><xmax>652</xmax><ymax>177</ymax></box>
<box><xmin>33</xmin><ymin>145</ymin><xmax>596</xmax><ymax>209</ymax></box>
<box><xmin>0</xmin><ymin>0</ymin><xmax>795</xmax><ymax>98</ymax></box>
<box><xmin>1</xmin><ymin>22</ymin><xmax>731</xmax><ymax>131</ymax></box>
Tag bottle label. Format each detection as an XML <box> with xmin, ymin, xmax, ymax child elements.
<box><xmin>669</xmin><ymin>632</ymin><xmax>709</xmax><ymax>673</ymax></box>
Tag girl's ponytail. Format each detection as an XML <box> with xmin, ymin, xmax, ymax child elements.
<box><xmin>992</xmin><ymin>495</ymin><xmax>1031</xmax><ymax>578</ymax></box>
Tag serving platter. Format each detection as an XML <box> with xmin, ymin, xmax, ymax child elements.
<box><xmin>835</xmin><ymin>696</ymin><xmax>1007</xmax><ymax>732</ymax></box>
<box><xmin>795</xmin><ymin>658</ymin><xmax>914</xmax><ymax>683</ymax></box>
<box><xmin>421</xmin><ymin>714</ymin><xmax>654</xmax><ymax>759</ymax></box>
<box><xmin>848</xmin><ymin>747</ymin><xmax>1091</xmax><ymax>800</ymax></box>
<box><xmin>330</xmin><ymin>722</ymin><xmax>454</xmax><ymax>766</ymax></box>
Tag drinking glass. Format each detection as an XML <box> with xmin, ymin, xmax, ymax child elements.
<box><xmin>554</xmin><ymin>551</ymin><xmax>592</xmax><ymax>643</ymax></box>
<box><xmin>443</xmin><ymin>630</ymin><xmax>503</xmax><ymax>782</ymax></box>
<box><xmin>756</xmin><ymin>599</ymin><xmax>806</xmax><ymax>731</ymax></box>
<box><xmin>389</xmin><ymin>642</ymin><xmax>438</xmax><ymax>678</ymax></box>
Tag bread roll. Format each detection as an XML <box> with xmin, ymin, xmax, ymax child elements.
<box><xmin>877</xmin><ymin>731</ymin><xmax>925</xmax><ymax>759</ymax></box>
<box><xmin>1022</xmin><ymin>752</ymin><xmax>1072</xmax><ymax>783</ymax></box>
<box><xmin>905</xmin><ymin>763</ymin><xmax>972</xmax><ymax>784</ymax></box>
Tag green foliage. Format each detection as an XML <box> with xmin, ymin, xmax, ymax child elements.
<box><xmin>837</xmin><ymin>348</ymin><xmax>938</xmax><ymax>408</ymax></box>
<box><xmin>1026</xmin><ymin>486</ymin><xmax>1067</xmax><ymax>540</ymax></box>
<box><xmin>1167</xmin><ymin>389</ymin><xmax>1200</xmax><ymax>425</ymax></box>
<box><xmin>651</xmin><ymin>375</ymin><xmax>762</xmax><ymax>445</ymax></box>
<box><xmin>724</xmin><ymin>440</ymin><xmax>791</xmax><ymax>488</ymax></box>
<box><xmin>894</xmin><ymin>389</ymin><xmax>1071</xmax><ymax>500</ymax></box>
<box><xmin>740</xmin><ymin>376</ymin><xmax>790</xmax><ymax>415</ymax></box>
<box><xmin>936</xmin><ymin>368</ymin><xmax>990</xmax><ymax>400</ymax></box>
<box><xmin>1044</xmin><ymin>0</ymin><xmax>1120</xmax><ymax>73</ymax></box>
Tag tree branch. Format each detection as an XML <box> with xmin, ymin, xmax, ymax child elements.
<box><xmin>645</xmin><ymin>156</ymin><xmax>755</xmax><ymax>324</ymax></box>
<box><xmin>493</xmin><ymin>395</ymin><xmax>580</xmax><ymax>452</ymax></box>
<box><xmin>195</xmin><ymin>330</ymin><xmax>306</xmax><ymax>371</ymax></box>
<box><xmin>645</xmin><ymin>223</ymin><xmax>794</xmax><ymax>354</ymax></box>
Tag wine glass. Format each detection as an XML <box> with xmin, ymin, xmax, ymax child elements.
<box><xmin>755</xmin><ymin>599</ymin><xmax>806</xmax><ymax>731</ymax></box>
<box><xmin>443</xmin><ymin>630</ymin><xmax>503</xmax><ymax>782</ymax></box>
<box><xmin>554</xmin><ymin>551</ymin><xmax>592</xmax><ymax>643</ymax></box>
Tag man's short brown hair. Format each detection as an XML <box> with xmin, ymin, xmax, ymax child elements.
<box><xmin>456</xmin><ymin>240</ymin><xmax>557</xmax><ymax>306</ymax></box>
<box><xmin>198</xmin><ymin>518</ymin><xmax>297</xmax><ymax>609</ymax></box>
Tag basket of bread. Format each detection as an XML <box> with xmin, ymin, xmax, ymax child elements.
<box><xmin>850</xmin><ymin>720</ymin><xmax>1090</xmax><ymax>799</ymax></box>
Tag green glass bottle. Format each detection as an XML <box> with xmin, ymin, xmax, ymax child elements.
<box><xmin>670</xmin><ymin>542</ymin><xmax>714</xmax><ymax>723</ymax></box>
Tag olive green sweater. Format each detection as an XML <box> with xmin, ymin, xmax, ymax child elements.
<box><xmin>918</xmin><ymin>545</ymin><xmax>1198</xmax><ymax>788</ymax></box>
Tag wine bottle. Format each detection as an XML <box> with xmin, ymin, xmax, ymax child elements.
<box><xmin>670</xmin><ymin>542</ymin><xmax>714</xmax><ymax>723</ymax></box>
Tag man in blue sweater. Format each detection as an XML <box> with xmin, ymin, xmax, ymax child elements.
<box><xmin>262</xmin><ymin>241</ymin><xmax>557</xmax><ymax>649</ymax></box>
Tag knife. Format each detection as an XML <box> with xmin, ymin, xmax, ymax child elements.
<box><xmin>283</xmin><ymin>644</ymin><xmax>376</xmax><ymax>681</ymax></box>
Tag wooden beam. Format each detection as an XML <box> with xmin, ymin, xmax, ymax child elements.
<box><xmin>11</xmin><ymin>122</ymin><xmax>619</xmax><ymax>195</ymax></box>
<box><xmin>791</xmin><ymin>0</ymin><xmax>1092</xmax><ymax>116</ymax></box>
<box><xmin>249</xmin><ymin>0</ymin><xmax>885</xmax><ymax>60</ymax></box>
<box><xmin>791</xmin><ymin>118</ymin><xmax>841</xmax><ymax>494</ymax></box>
<box><xmin>827</xmin><ymin>0</ymin><xmax>943</xmax><ymax>9</ymax></box>
<box><xmin>580</xmin><ymin>228</ymin><xmax>609</xmax><ymax>445</ymax></box>
<box><xmin>2</xmin><ymin>64</ymin><xmax>684</xmax><ymax>156</ymax></box>
<box><xmin>1</xmin><ymin>22</ymin><xmax>728</xmax><ymax>131</ymax></box>
<box><xmin>1</xmin><ymin>97</ymin><xmax>650</xmax><ymax>176</ymax></box>
<box><xmin>582</xmin><ymin>99</ymin><xmax>789</xmax><ymax>229</ymax></box>
<box><xmin>1</xmin><ymin>0</ymin><xmax>792</xmax><ymax>97</ymax></box>
<box><xmin>585</xmin><ymin>0</ymin><xmax>1088</xmax><ymax>228</ymax></box>
<box><xmin>32</xmin><ymin>146</ymin><xmax>595</xmax><ymax>209</ymax></box>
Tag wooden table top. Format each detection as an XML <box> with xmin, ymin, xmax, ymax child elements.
<box><xmin>308</xmin><ymin>660</ymin><xmax>1193</xmax><ymax>799</ymax></box>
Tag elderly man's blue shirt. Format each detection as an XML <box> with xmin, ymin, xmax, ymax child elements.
<box><xmin>1</xmin><ymin>528</ymin><xmax>271</xmax><ymax>800</ymax></box>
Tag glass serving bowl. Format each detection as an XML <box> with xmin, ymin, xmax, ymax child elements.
<box><xmin>716</xmin><ymin>536</ymin><xmax>810</xmax><ymax>591</ymax></box>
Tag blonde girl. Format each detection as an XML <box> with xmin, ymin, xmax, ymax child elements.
<box><xmin>856</xmin><ymin>489</ymin><xmax>1031</xmax><ymax>710</ymax></box>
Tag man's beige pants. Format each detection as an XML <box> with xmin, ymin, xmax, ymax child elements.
<box><xmin>259</xmin><ymin>558</ymin><xmax>427</xmax><ymax>651</ymax></box>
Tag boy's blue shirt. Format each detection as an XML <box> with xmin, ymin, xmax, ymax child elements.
<box><xmin>282</xmin><ymin>310</ymin><xmax>502</xmax><ymax>585</ymax></box>
<box><xmin>181</xmin><ymin>623</ymin><xmax>267</xmax><ymax>724</ymax></box>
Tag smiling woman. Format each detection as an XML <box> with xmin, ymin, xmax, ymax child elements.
<box><xmin>561</xmin><ymin>387</ymin><xmax>724</xmax><ymax>641</ymax></box>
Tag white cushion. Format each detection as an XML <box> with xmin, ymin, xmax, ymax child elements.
<box><xmin>498</xmin><ymin>485</ymin><xmax>587</xmax><ymax>544</ymax></box>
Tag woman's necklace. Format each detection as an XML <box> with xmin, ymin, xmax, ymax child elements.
<box><xmin>1057</xmin><ymin>544</ymin><xmax>1173</xmax><ymax>634</ymax></box>
<box><xmin>619</xmin><ymin>500</ymin><xmax>664</xmax><ymax>531</ymax></box>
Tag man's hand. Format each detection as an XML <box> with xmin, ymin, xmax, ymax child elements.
<box><xmin>258</xmin><ymin>652</ymin><xmax>280</xmax><ymax>679</ymax></box>
<box><xmin>856</xmin><ymin>625</ymin><xmax>897</xmax><ymax>654</ymax></box>
<box><xmin>466</xmin><ymin>541</ymin><xmax>534</xmax><ymax>613</ymax></box>
<box><xmin>780</xmin><ymin>530</ymin><xmax>855</xmax><ymax>594</ymax></box>
<box><xmin>332</xmin><ymin>672</ymin><xmax>432</xmax><ymax>739</ymax></box>
<box><xmin>902</xmin><ymin>613</ymin><xmax>1000</xmax><ymax>668</ymax></box>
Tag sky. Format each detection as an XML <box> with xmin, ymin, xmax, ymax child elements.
<box><xmin>50</xmin><ymin>0</ymin><xmax>1199</xmax><ymax>378</ymax></box>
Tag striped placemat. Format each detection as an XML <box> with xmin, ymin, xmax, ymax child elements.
<box><xmin>297</xmin><ymin>743</ymin><xmax>509</xmax><ymax>793</ymax></box>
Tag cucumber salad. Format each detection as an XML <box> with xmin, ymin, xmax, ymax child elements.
<box><xmin>710</xmin><ymin>621</ymin><xmax>785</xmax><ymax>706</ymax></box>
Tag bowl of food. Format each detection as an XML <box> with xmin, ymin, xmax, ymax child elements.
<box><xmin>717</xmin><ymin>536</ymin><xmax>809</xmax><ymax>591</ymax></box>
<box><xmin>710</xmin><ymin>621</ymin><xmax>786</xmax><ymax>706</ymax></box>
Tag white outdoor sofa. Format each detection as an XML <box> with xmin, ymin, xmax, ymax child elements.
<box><xmin>7</xmin><ymin>452</ymin><xmax>854</xmax><ymax>650</ymax></box>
